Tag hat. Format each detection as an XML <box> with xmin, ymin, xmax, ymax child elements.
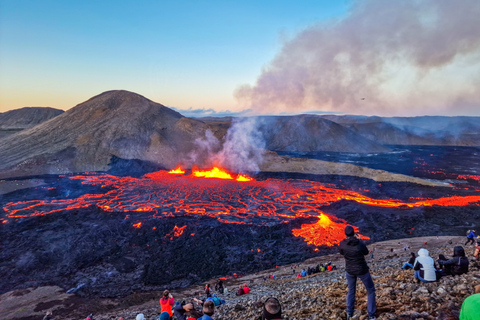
<box><xmin>136</xmin><ymin>314</ymin><xmax>146</xmax><ymax>320</ymax></box>
<box><xmin>159</xmin><ymin>312</ymin><xmax>170</xmax><ymax>320</ymax></box>
<box><xmin>263</xmin><ymin>297</ymin><xmax>282</xmax><ymax>320</ymax></box>
<box><xmin>345</xmin><ymin>226</ymin><xmax>355</xmax><ymax>237</ymax></box>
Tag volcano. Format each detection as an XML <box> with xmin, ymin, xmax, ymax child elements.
<box><xmin>0</xmin><ymin>91</ymin><xmax>218</xmax><ymax>178</ymax></box>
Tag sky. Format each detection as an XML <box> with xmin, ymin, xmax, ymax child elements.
<box><xmin>1</xmin><ymin>0</ymin><xmax>480</xmax><ymax>117</ymax></box>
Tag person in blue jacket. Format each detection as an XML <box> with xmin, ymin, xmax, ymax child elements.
<box><xmin>465</xmin><ymin>230</ymin><xmax>476</xmax><ymax>245</ymax></box>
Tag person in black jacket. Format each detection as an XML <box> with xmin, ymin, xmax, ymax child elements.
<box><xmin>401</xmin><ymin>252</ymin><xmax>416</xmax><ymax>270</ymax></box>
<box><xmin>437</xmin><ymin>245</ymin><xmax>469</xmax><ymax>276</ymax></box>
<box><xmin>339</xmin><ymin>226</ymin><xmax>376</xmax><ymax>320</ymax></box>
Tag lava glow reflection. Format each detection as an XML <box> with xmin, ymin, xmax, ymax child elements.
<box><xmin>3</xmin><ymin>170</ymin><xmax>480</xmax><ymax>247</ymax></box>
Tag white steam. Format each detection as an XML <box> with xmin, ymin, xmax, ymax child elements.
<box><xmin>187</xmin><ymin>118</ymin><xmax>265</xmax><ymax>173</ymax></box>
<box><xmin>235</xmin><ymin>0</ymin><xmax>480</xmax><ymax>116</ymax></box>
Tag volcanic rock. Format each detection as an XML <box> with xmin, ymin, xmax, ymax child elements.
<box><xmin>0</xmin><ymin>107</ymin><xmax>64</xmax><ymax>139</ymax></box>
<box><xmin>5</xmin><ymin>236</ymin><xmax>478</xmax><ymax>320</ymax></box>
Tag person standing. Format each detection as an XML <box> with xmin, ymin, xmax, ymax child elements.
<box><xmin>160</xmin><ymin>290</ymin><xmax>175</xmax><ymax>318</ymax></box>
<box><xmin>339</xmin><ymin>226</ymin><xmax>376</xmax><ymax>320</ymax></box>
<box><xmin>465</xmin><ymin>230</ymin><xmax>476</xmax><ymax>246</ymax></box>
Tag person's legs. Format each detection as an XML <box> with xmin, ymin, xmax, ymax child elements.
<box><xmin>345</xmin><ymin>272</ymin><xmax>357</xmax><ymax>317</ymax></box>
<box><xmin>359</xmin><ymin>272</ymin><xmax>376</xmax><ymax>318</ymax></box>
<box><xmin>401</xmin><ymin>262</ymin><xmax>413</xmax><ymax>269</ymax></box>
<box><xmin>415</xmin><ymin>271</ymin><xmax>434</xmax><ymax>283</ymax></box>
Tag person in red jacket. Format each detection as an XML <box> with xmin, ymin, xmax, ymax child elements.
<box><xmin>256</xmin><ymin>297</ymin><xmax>283</xmax><ymax>320</ymax></box>
<box><xmin>243</xmin><ymin>284</ymin><xmax>250</xmax><ymax>294</ymax></box>
<box><xmin>160</xmin><ymin>290</ymin><xmax>175</xmax><ymax>317</ymax></box>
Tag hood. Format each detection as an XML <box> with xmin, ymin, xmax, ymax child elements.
<box><xmin>136</xmin><ymin>314</ymin><xmax>146</xmax><ymax>320</ymax></box>
<box><xmin>453</xmin><ymin>246</ymin><xmax>466</xmax><ymax>257</ymax></box>
<box><xmin>346</xmin><ymin>236</ymin><xmax>360</xmax><ymax>246</ymax></box>
<box><xmin>418</xmin><ymin>248</ymin><xmax>429</xmax><ymax>257</ymax></box>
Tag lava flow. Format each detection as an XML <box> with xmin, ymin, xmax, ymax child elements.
<box><xmin>2</xmin><ymin>167</ymin><xmax>480</xmax><ymax>247</ymax></box>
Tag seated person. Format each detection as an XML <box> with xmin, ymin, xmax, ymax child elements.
<box><xmin>243</xmin><ymin>284</ymin><xmax>250</xmax><ymax>294</ymax></box>
<box><xmin>236</xmin><ymin>285</ymin><xmax>244</xmax><ymax>296</ymax></box>
<box><xmin>256</xmin><ymin>297</ymin><xmax>283</xmax><ymax>320</ymax></box>
<box><xmin>413</xmin><ymin>248</ymin><xmax>437</xmax><ymax>283</ymax></box>
<box><xmin>437</xmin><ymin>245</ymin><xmax>469</xmax><ymax>276</ymax></box>
<box><xmin>402</xmin><ymin>252</ymin><xmax>416</xmax><ymax>270</ymax></box>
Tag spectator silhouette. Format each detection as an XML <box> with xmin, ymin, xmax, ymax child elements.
<box><xmin>198</xmin><ymin>300</ymin><xmax>215</xmax><ymax>320</ymax></box>
<box><xmin>256</xmin><ymin>297</ymin><xmax>283</xmax><ymax>320</ymax></box>
<box><xmin>339</xmin><ymin>226</ymin><xmax>376</xmax><ymax>320</ymax></box>
<box><xmin>160</xmin><ymin>290</ymin><xmax>175</xmax><ymax>317</ymax></box>
<box><xmin>401</xmin><ymin>252</ymin><xmax>416</xmax><ymax>270</ymax></box>
<box><xmin>437</xmin><ymin>246</ymin><xmax>469</xmax><ymax>276</ymax></box>
<box><xmin>413</xmin><ymin>248</ymin><xmax>437</xmax><ymax>283</ymax></box>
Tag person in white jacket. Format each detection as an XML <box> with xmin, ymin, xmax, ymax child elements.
<box><xmin>413</xmin><ymin>248</ymin><xmax>437</xmax><ymax>282</ymax></box>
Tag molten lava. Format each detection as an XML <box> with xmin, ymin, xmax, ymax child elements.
<box><xmin>192</xmin><ymin>167</ymin><xmax>234</xmax><ymax>180</ymax></box>
<box><xmin>168</xmin><ymin>166</ymin><xmax>185</xmax><ymax>174</ymax></box>
<box><xmin>3</xmin><ymin>170</ymin><xmax>480</xmax><ymax>247</ymax></box>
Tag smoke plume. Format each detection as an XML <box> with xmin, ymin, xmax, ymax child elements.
<box><xmin>187</xmin><ymin>118</ymin><xmax>265</xmax><ymax>173</ymax></box>
<box><xmin>235</xmin><ymin>0</ymin><xmax>480</xmax><ymax>116</ymax></box>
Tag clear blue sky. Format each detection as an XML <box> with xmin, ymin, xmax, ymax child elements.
<box><xmin>0</xmin><ymin>0</ymin><xmax>349</xmax><ymax>113</ymax></box>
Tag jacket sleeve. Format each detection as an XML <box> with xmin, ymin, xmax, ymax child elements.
<box><xmin>438</xmin><ymin>257</ymin><xmax>456</xmax><ymax>266</ymax></box>
<box><xmin>339</xmin><ymin>242</ymin><xmax>345</xmax><ymax>256</ymax></box>
<box><xmin>413</xmin><ymin>260</ymin><xmax>422</xmax><ymax>271</ymax></box>
<box><xmin>173</xmin><ymin>302</ymin><xmax>183</xmax><ymax>313</ymax></box>
<box><xmin>360</xmin><ymin>241</ymin><xmax>369</xmax><ymax>255</ymax></box>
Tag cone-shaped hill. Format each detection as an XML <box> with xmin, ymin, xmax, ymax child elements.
<box><xmin>0</xmin><ymin>90</ymin><xmax>215</xmax><ymax>177</ymax></box>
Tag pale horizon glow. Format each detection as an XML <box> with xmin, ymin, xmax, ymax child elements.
<box><xmin>1</xmin><ymin>0</ymin><xmax>480</xmax><ymax>117</ymax></box>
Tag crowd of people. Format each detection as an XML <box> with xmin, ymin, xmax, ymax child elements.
<box><xmin>41</xmin><ymin>228</ymin><xmax>480</xmax><ymax>320</ymax></box>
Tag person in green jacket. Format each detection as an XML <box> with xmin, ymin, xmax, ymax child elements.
<box><xmin>460</xmin><ymin>293</ymin><xmax>480</xmax><ymax>320</ymax></box>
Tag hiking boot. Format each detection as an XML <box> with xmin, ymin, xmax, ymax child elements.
<box><xmin>346</xmin><ymin>313</ymin><xmax>354</xmax><ymax>320</ymax></box>
<box><xmin>369</xmin><ymin>317</ymin><xmax>376</xmax><ymax>320</ymax></box>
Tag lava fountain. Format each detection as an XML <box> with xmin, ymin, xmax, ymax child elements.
<box><xmin>2</xmin><ymin>166</ymin><xmax>480</xmax><ymax>247</ymax></box>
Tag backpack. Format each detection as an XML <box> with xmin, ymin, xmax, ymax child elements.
<box><xmin>467</xmin><ymin>230</ymin><xmax>472</xmax><ymax>235</ymax></box>
<box><xmin>212</xmin><ymin>297</ymin><xmax>221</xmax><ymax>306</ymax></box>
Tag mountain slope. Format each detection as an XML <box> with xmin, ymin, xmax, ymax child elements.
<box><xmin>0</xmin><ymin>90</ymin><xmax>211</xmax><ymax>176</ymax></box>
<box><xmin>0</xmin><ymin>107</ymin><xmax>64</xmax><ymax>139</ymax></box>
<box><xmin>321</xmin><ymin>115</ymin><xmax>480</xmax><ymax>146</ymax></box>
<box><xmin>257</xmin><ymin>115</ymin><xmax>390</xmax><ymax>153</ymax></box>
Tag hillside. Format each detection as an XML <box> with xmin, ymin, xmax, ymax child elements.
<box><xmin>321</xmin><ymin>115</ymin><xmax>480</xmax><ymax>146</ymax></box>
<box><xmin>2</xmin><ymin>236</ymin><xmax>478</xmax><ymax>320</ymax></box>
<box><xmin>0</xmin><ymin>107</ymin><xmax>64</xmax><ymax>139</ymax></box>
<box><xmin>0</xmin><ymin>91</ymin><xmax>214</xmax><ymax>176</ymax></box>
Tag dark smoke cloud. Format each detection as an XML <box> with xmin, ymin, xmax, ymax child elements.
<box><xmin>235</xmin><ymin>0</ymin><xmax>480</xmax><ymax>116</ymax></box>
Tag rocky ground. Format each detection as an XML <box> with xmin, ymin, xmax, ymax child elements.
<box><xmin>2</xmin><ymin>236</ymin><xmax>479</xmax><ymax>320</ymax></box>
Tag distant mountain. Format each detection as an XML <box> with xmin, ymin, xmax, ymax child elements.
<box><xmin>0</xmin><ymin>107</ymin><xmax>64</xmax><ymax>139</ymax></box>
<box><xmin>0</xmin><ymin>91</ymin><xmax>214</xmax><ymax>177</ymax></box>
<box><xmin>321</xmin><ymin>115</ymin><xmax>480</xmax><ymax>146</ymax></box>
<box><xmin>257</xmin><ymin>115</ymin><xmax>390</xmax><ymax>153</ymax></box>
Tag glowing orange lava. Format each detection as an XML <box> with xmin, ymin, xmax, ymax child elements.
<box><xmin>236</xmin><ymin>174</ymin><xmax>253</xmax><ymax>182</ymax></box>
<box><xmin>133</xmin><ymin>222</ymin><xmax>142</xmax><ymax>228</ymax></box>
<box><xmin>2</xmin><ymin>170</ymin><xmax>480</xmax><ymax>247</ymax></box>
<box><xmin>292</xmin><ymin>214</ymin><xmax>369</xmax><ymax>247</ymax></box>
<box><xmin>168</xmin><ymin>166</ymin><xmax>185</xmax><ymax>174</ymax></box>
<box><xmin>192</xmin><ymin>166</ymin><xmax>233</xmax><ymax>180</ymax></box>
<box><xmin>165</xmin><ymin>225</ymin><xmax>187</xmax><ymax>240</ymax></box>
